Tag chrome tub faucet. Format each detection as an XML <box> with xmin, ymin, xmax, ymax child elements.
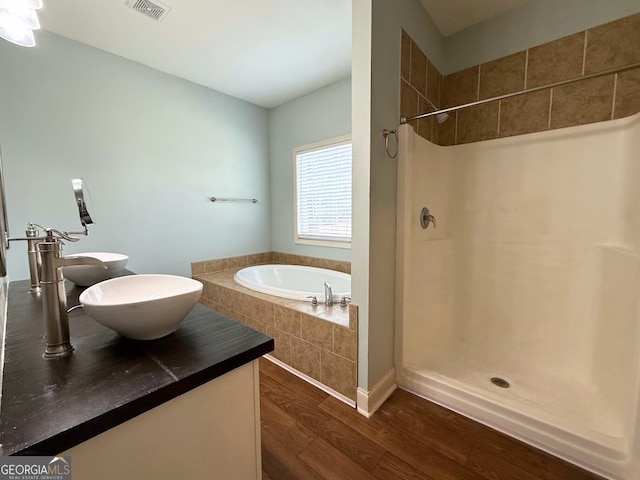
<box><xmin>324</xmin><ymin>281</ymin><xmax>333</xmax><ymax>306</ymax></box>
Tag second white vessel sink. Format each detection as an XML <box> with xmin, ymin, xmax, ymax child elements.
<box><xmin>79</xmin><ymin>274</ymin><xmax>203</xmax><ymax>340</ymax></box>
<box><xmin>62</xmin><ymin>252</ymin><xmax>129</xmax><ymax>286</ymax></box>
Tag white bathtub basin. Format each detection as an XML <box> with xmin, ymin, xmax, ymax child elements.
<box><xmin>79</xmin><ymin>274</ymin><xmax>203</xmax><ymax>340</ymax></box>
<box><xmin>234</xmin><ymin>264</ymin><xmax>350</xmax><ymax>301</ymax></box>
<box><xmin>62</xmin><ymin>252</ymin><xmax>129</xmax><ymax>286</ymax></box>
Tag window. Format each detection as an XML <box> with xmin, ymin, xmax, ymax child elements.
<box><xmin>294</xmin><ymin>135</ymin><xmax>352</xmax><ymax>247</ymax></box>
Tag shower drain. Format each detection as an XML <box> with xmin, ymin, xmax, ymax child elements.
<box><xmin>490</xmin><ymin>377</ymin><xmax>510</xmax><ymax>388</ymax></box>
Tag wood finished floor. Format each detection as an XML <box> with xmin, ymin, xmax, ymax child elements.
<box><xmin>259</xmin><ymin>358</ymin><xmax>604</xmax><ymax>480</ymax></box>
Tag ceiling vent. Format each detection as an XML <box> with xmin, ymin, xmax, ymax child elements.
<box><xmin>126</xmin><ymin>0</ymin><xmax>171</xmax><ymax>22</ymax></box>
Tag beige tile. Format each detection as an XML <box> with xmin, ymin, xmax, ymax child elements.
<box><xmin>527</xmin><ymin>32</ymin><xmax>585</xmax><ymax>88</ymax></box>
<box><xmin>614</xmin><ymin>67</ymin><xmax>640</xmax><ymax>119</ymax></box>
<box><xmin>235</xmin><ymin>294</ymin><xmax>254</xmax><ymax>317</ymax></box>
<box><xmin>276</xmin><ymin>253</ymin><xmax>293</xmax><ymax>265</ymax></box>
<box><xmin>285</xmin><ymin>298</ymin><xmax>327</xmax><ymax>317</ymax></box>
<box><xmin>211</xmin><ymin>283</ymin><xmax>226</xmax><ymax>304</ymax></box>
<box><xmin>401</xmin><ymin>29</ymin><xmax>411</xmax><ymax>81</ymax></box>
<box><xmin>272</xmin><ymin>329</ymin><xmax>291</xmax><ymax>364</ymax></box>
<box><xmin>271</xmin><ymin>251</ymin><xmax>287</xmax><ymax>264</ymax></box>
<box><xmin>247</xmin><ymin>318</ymin><xmax>273</xmax><ymax>339</ymax></box>
<box><xmin>262</xmin><ymin>323</ymin><xmax>274</xmax><ymax>339</ymax></box>
<box><xmin>410</xmin><ymin>40</ymin><xmax>427</xmax><ymax>96</ymax></box>
<box><xmin>246</xmin><ymin>252</ymin><xmax>269</xmax><ymax>266</ymax></box>
<box><xmin>417</xmin><ymin>96</ymin><xmax>434</xmax><ymax>142</ymax></box>
<box><xmin>191</xmin><ymin>261</ymin><xmax>206</xmax><ymax>276</ymax></box>
<box><xmin>499</xmin><ymin>89</ymin><xmax>551</xmax><ymax>138</ymax></box>
<box><xmin>199</xmin><ymin>297</ymin><xmax>215</xmax><ymax>310</ymax></box>
<box><xmin>348</xmin><ymin>303</ymin><xmax>358</xmax><ymax>331</ymax></box>
<box><xmin>426</xmin><ymin>60</ymin><xmax>441</xmax><ymax>107</ymax></box>
<box><xmin>290</xmin><ymin>337</ymin><xmax>321</xmax><ymax>380</ymax></box>
<box><xmin>245</xmin><ymin>315</ymin><xmax>266</xmax><ymax>335</ymax></box>
<box><xmin>249</xmin><ymin>297</ymin><xmax>275</xmax><ymax>327</ymax></box>
<box><xmin>307</xmin><ymin>255</ymin><xmax>323</xmax><ymax>268</ymax></box>
<box><xmin>585</xmin><ymin>13</ymin><xmax>640</xmax><ymax>74</ymax></box>
<box><xmin>216</xmin><ymin>285</ymin><xmax>232</xmax><ymax>307</ymax></box>
<box><xmin>330</xmin><ymin>260</ymin><xmax>346</xmax><ymax>272</ymax></box>
<box><xmin>314</xmin><ymin>257</ymin><xmax>331</xmax><ymax>270</ymax></box>
<box><xmin>226</xmin><ymin>255</ymin><xmax>248</xmax><ymax>269</ymax></box>
<box><xmin>211</xmin><ymin>302</ymin><xmax>223</xmax><ymax>313</ymax></box>
<box><xmin>401</xmin><ymin>79</ymin><xmax>419</xmax><ymax>129</ymax></box>
<box><xmin>434</xmin><ymin>112</ymin><xmax>456</xmax><ymax>146</ymax></box>
<box><xmin>214</xmin><ymin>303</ymin><xmax>231</xmax><ymax>318</ymax></box>
<box><xmin>321</xmin><ymin>350</ymin><xmax>356</xmax><ymax>400</ymax></box>
<box><xmin>550</xmin><ymin>75</ymin><xmax>614</xmax><ymax>129</ymax></box>
<box><xmin>226</xmin><ymin>309</ymin><xmax>244</xmax><ymax>324</ymax></box>
<box><xmin>479</xmin><ymin>51</ymin><xmax>526</xmax><ymax>100</ymax></box>
<box><xmin>321</xmin><ymin>259</ymin><xmax>350</xmax><ymax>274</ymax></box>
<box><xmin>201</xmin><ymin>281</ymin><xmax>214</xmax><ymax>299</ymax></box>
<box><xmin>215</xmin><ymin>274</ymin><xmax>236</xmax><ymax>289</ymax></box>
<box><xmin>274</xmin><ymin>304</ymin><xmax>301</xmax><ymax>336</ymax></box>
<box><xmin>337</xmin><ymin>261</ymin><xmax>351</xmax><ymax>274</ymax></box>
<box><xmin>205</xmin><ymin>258</ymin><xmax>227</xmax><ymax>273</ymax></box>
<box><xmin>333</xmin><ymin>326</ymin><xmax>357</xmax><ymax>362</ymax></box>
<box><xmin>442</xmin><ymin>66</ymin><xmax>479</xmax><ymax>108</ymax></box>
<box><xmin>301</xmin><ymin>313</ymin><xmax>333</xmax><ymax>350</ymax></box>
<box><xmin>457</xmin><ymin>102</ymin><xmax>499</xmax><ymax>144</ymax></box>
<box><xmin>318</xmin><ymin>306</ymin><xmax>349</xmax><ymax>328</ymax></box>
<box><xmin>221</xmin><ymin>288</ymin><xmax>242</xmax><ymax>312</ymax></box>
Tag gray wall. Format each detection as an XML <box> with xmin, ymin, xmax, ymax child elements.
<box><xmin>444</xmin><ymin>0</ymin><xmax>640</xmax><ymax>74</ymax></box>
<box><xmin>268</xmin><ymin>77</ymin><xmax>352</xmax><ymax>260</ymax></box>
<box><xmin>0</xmin><ymin>31</ymin><xmax>271</xmax><ymax>280</ymax></box>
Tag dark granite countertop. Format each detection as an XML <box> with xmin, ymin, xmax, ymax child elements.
<box><xmin>0</xmin><ymin>276</ymin><xmax>274</xmax><ymax>456</ymax></box>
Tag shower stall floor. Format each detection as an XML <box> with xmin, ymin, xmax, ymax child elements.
<box><xmin>407</xmin><ymin>340</ymin><xmax>628</xmax><ymax>459</ymax></box>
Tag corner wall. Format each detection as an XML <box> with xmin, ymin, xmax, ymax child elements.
<box><xmin>268</xmin><ymin>77</ymin><xmax>352</xmax><ymax>262</ymax></box>
<box><xmin>353</xmin><ymin>0</ymin><xmax>445</xmax><ymax>396</ymax></box>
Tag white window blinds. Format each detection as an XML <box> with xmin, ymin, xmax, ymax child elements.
<box><xmin>295</xmin><ymin>139</ymin><xmax>352</xmax><ymax>243</ymax></box>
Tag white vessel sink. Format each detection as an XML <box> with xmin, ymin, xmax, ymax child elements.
<box><xmin>62</xmin><ymin>252</ymin><xmax>129</xmax><ymax>287</ymax></box>
<box><xmin>79</xmin><ymin>274</ymin><xmax>203</xmax><ymax>340</ymax></box>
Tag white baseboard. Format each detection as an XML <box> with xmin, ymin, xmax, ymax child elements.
<box><xmin>356</xmin><ymin>368</ymin><xmax>397</xmax><ymax>418</ymax></box>
<box><xmin>263</xmin><ymin>354</ymin><xmax>356</xmax><ymax>408</ymax></box>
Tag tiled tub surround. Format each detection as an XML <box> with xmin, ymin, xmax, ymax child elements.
<box><xmin>400</xmin><ymin>12</ymin><xmax>640</xmax><ymax>145</ymax></box>
<box><xmin>191</xmin><ymin>251</ymin><xmax>350</xmax><ymax>276</ymax></box>
<box><xmin>192</xmin><ymin>255</ymin><xmax>357</xmax><ymax>403</ymax></box>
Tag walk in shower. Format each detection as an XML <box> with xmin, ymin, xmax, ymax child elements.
<box><xmin>394</xmin><ymin>113</ymin><xmax>640</xmax><ymax>479</ymax></box>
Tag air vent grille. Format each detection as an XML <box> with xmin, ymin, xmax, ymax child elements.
<box><xmin>126</xmin><ymin>0</ymin><xmax>171</xmax><ymax>22</ymax></box>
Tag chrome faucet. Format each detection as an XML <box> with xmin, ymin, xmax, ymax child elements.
<box><xmin>324</xmin><ymin>281</ymin><xmax>333</xmax><ymax>306</ymax></box>
<box><xmin>38</xmin><ymin>230</ymin><xmax>106</xmax><ymax>359</ymax></box>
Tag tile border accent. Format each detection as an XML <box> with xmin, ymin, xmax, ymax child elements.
<box><xmin>401</xmin><ymin>12</ymin><xmax>640</xmax><ymax>146</ymax></box>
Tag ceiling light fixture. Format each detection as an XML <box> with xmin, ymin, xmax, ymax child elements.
<box><xmin>0</xmin><ymin>0</ymin><xmax>43</xmax><ymax>47</ymax></box>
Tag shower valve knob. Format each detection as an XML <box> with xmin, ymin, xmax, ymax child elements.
<box><xmin>420</xmin><ymin>207</ymin><xmax>436</xmax><ymax>229</ymax></box>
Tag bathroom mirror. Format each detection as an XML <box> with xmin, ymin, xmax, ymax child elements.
<box><xmin>0</xmin><ymin>146</ymin><xmax>8</xmax><ymax>277</ymax></box>
<box><xmin>71</xmin><ymin>178</ymin><xmax>94</xmax><ymax>230</ymax></box>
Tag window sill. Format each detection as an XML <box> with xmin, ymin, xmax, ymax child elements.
<box><xmin>294</xmin><ymin>238</ymin><xmax>351</xmax><ymax>249</ymax></box>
